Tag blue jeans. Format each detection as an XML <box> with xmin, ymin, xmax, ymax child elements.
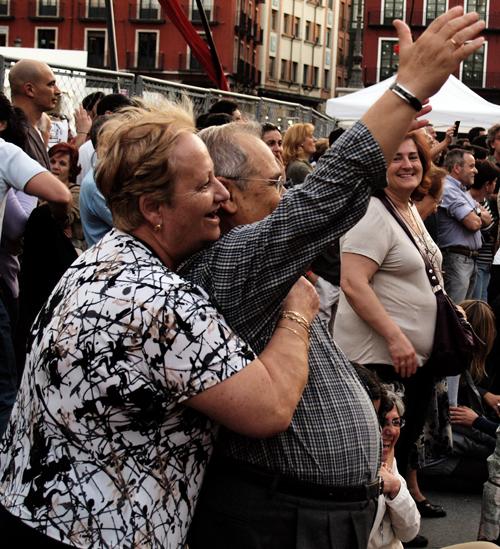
<box><xmin>471</xmin><ymin>262</ymin><xmax>491</xmax><ymax>302</ymax></box>
<box><xmin>0</xmin><ymin>297</ymin><xmax>17</xmax><ymax>436</ymax></box>
<box><xmin>442</xmin><ymin>250</ymin><xmax>477</xmax><ymax>304</ymax></box>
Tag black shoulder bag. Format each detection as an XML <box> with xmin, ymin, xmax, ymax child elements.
<box><xmin>379</xmin><ymin>194</ymin><xmax>479</xmax><ymax>377</ymax></box>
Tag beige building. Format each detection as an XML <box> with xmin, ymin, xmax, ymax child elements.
<box><xmin>258</xmin><ymin>0</ymin><xmax>351</xmax><ymax>109</ymax></box>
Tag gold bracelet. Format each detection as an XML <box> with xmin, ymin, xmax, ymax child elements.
<box><xmin>280</xmin><ymin>311</ymin><xmax>310</xmax><ymax>333</ymax></box>
<box><xmin>277</xmin><ymin>324</ymin><xmax>309</xmax><ymax>348</ymax></box>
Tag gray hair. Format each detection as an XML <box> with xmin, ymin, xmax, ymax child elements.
<box><xmin>487</xmin><ymin>123</ymin><xmax>500</xmax><ymax>150</ymax></box>
<box><xmin>443</xmin><ymin>148</ymin><xmax>469</xmax><ymax>173</ymax></box>
<box><xmin>198</xmin><ymin>121</ymin><xmax>261</xmax><ymax>188</ymax></box>
<box><xmin>384</xmin><ymin>389</ymin><xmax>405</xmax><ymax>417</ymax></box>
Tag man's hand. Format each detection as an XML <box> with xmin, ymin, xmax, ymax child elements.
<box><xmin>394</xmin><ymin>7</ymin><xmax>485</xmax><ymax>101</ymax></box>
<box><xmin>449</xmin><ymin>405</ymin><xmax>478</xmax><ymax>427</ymax></box>
<box><xmin>74</xmin><ymin>105</ymin><xmax>92</xmax><ymax>135</ymax></box>
<box><xmin>483</xmin><ymin>391</ymin><xmax>500</xmax><ymax>417</ymax></box>
<box><xmin>444</xmin><ymin>126</ymin><xmax>455</xmax><ymax>145</ymax></box>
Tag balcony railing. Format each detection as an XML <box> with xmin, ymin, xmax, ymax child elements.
<box><xmin>191</xmin><ymin>4</ymin><xmax>219</xmax><ymax>24</ymax></box>
<box><xmin>78</xmin><ymin>1</ymin><xmax>106</xmax><ymax>21</ymax></box>
<box><xmin>128</xmin><ymin>3</ymin><xmax>165</xmax><ymax>22</ymax></box>
<box><xmin>28</xmin><ymin>0</ymin><xmax>65</xmax><ymax>19</ymax></box>
<box><xmin>362</xmin><ymin>66</ymin><xmax>498</xmax><ymax>88</ymax></box>
<box><xmin>126</xmin><ymin>51</ymin><xmax>165</xmax><ymax>72</ymax></box>
<box><xmin>367</xmin><ymin>9</ymin><xmax>500</xmax><ymax>29</ymax></box>
<box><xmin>0</xmin><ymin>0</ymin><xmax>14</xmax><ymax>18</ymax></box>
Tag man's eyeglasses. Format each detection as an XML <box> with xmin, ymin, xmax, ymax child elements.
<box><xmin>382</xmin><ymin>417</ymin><xmax>405</xmax><ymax>428</ymax></box>
<box><xmin>225</xmin><ymin>175</ymin><xmax>286</xmax><ymax>192</ymax></box>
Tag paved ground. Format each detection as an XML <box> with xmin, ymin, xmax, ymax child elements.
<box><xmin>418</xmin><ymin>490</ymin><xmax>485</xmax><ymax>548</ymax></box>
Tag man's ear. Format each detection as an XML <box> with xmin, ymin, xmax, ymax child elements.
<box><xmin>217</xmin><ymin>177</ymin><xmax>238</xmax><ymax>215</ymax></box>
<box><xmin>24</xmin><ymin>82</ymin><xmax>36</xmax><ymax>98</ymax></box>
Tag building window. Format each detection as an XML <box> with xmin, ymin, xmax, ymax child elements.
<box><xmin>191</xmin><ymin>0</ymin><xmax>212</xmax><ymax>22</ymax></box>
<box><xmin>379</xmin><ymin>39</ymin><xmax>399</xmax><ymax>81</ymax></box>
<box><xmin>313</xmin><ymin>67</ymin><xmax>319</xmax><ymax>87</ymax></box>
<box><xmin>326</xmin><ymin>28</ymin><xmax>332</xmax><ymax>48</ymax></box>
<box><xmin>350</xmin><ymin>0</ymin><xmax>363</xmax><ymax>28</ymax></box>
<box><xmin>425</xmin><ymin>0</ymin><xmax>447</xmax><ymax>25</ymax></box>
<box><xmin>86</xmin><ymin>30</ymin><xmax>106</xmax><ymax>68</ymax></box>
<box><xmin>466</xmin><ymin>0</ymin><xmax>487</xmax><ymax>21</ymax></box>
<box><xmin>139</xmin><ymin>0</ymin><xmax>160</xmax><ymax>20</ymax></box>
<box><xmin>324</xmin><ymin>68</ymin><xmax>330</xmax><ymax>89</ymax></box>
<box><xmin>0</xmin><ymin>27</ymin><xmax>7</xmax><ymax>46</ymax></box>
<box><xmin>38</xmin><ymin>0</ymin><xmax>58</xmax><ymax>17</ymax></box>
<box><xmin>280</xmin><ymin>58</ymin><xmax>288</xmax><ymax>80</ymax></box>
<box><xmin>0</xmin><ymin>1</ymin><xmax>9</xmax><ymax>16</ymax></box>
<box><xmin>271</xmin><ymin>9</ymin><xmax>278</xmax><ymax>31</ymax></box>
<box><xmin>137</xmin><ymin>31</ymin><xmax>157</xmax><ymax>69</ymax></box>
<box><xmin>303</xmin><ymin>63</ymin><xmax>309</xmax><ymax>85</ymax></box>
<box><xmin>314</xmin><ymin>23</ymin><xmax>321</xmax><ymax>43</ymax></box>
<box><xmin>283</xmin><ymin>13</ymin><xmax>290</xmax><ymax>35</ymax></box>
<box><xmin>292</xmin><ymin>61</ymin><xmax>298</xmax><ymax>82</ymax></box>
<box><xmin>268</xmin><ymin>56</ymin><xmax>275</xmax><ymax>78</ymax></box>
<box><xmin>36</xmin><ymin>28</ymin><xmax>56</xmax><ymax>48</ymax></box>
<box><xmin>293</xmin><ymin>16</ymin><xmax>301</xmax><ymax>38</ymax></box>
<box><xmin>88</xmin><ymin>0</ymin><xmax>106</xmax><ymax>18</ymax></box>
<box><xmin>383</xmin><ymin>0</ymin><xmax>404</xmax><ymax>24</ymax></box>
<box><xmin>462</xmin><ymin>43</ymin><xmax>485</xmax><ymax>88</ymax></box>
<box><xmin>305</xmin><ymin>20</ymin><xmax>311</xmax><ymax>41</ymax></box>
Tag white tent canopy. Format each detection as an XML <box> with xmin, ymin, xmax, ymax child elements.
<box><xmin>326</xmin><ymin>75</ymin><xmax>500</xmax><ymax>132</ymax></box>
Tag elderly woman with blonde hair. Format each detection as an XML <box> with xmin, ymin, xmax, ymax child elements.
<box><xmin>0</xmin><ymin>103</ymin><xmax>318</xmax><ymax>548</ymax></box>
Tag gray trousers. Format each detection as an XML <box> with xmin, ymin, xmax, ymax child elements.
<box><xmin>188</xmin><ymin>461</ymin><xmax>377</xmax><ymax>549</ymax></box>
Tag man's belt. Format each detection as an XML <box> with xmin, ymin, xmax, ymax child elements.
<box><xmin>211</xmin><ymin>456</ymin><xmax>381</xmax><ymax>502</ymax></box>
<box><xmin>442</xmin><ymin>246</ymin><xmax>479</xmax><ymax>258</ymax></box>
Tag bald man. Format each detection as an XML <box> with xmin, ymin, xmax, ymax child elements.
<box><xmin>9</xmin><ymin>59</ymin><xmax>61</xmax><ymax>168</ymax></box>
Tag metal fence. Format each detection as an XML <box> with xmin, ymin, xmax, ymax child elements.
<box><xmin>0</xmin><ymin>56</ymin><xmax>337</xmax><ymax>136</ymax></box>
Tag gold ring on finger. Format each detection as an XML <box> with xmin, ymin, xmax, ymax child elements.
<box><xmin>450</xmin><ymin>38</ymin><xmax>460</xmax><ymax>48</ymax></box>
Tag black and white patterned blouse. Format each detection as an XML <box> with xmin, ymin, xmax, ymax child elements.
<box><xmin>0</xmin><ymin>229</ymin><xmax>255</xmax><ymax>548</ymax></box>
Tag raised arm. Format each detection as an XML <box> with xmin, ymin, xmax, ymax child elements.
<box><xmin>363</xmin><ymin>7</ymin><xmax>484</xmax><ymax>164</ymax></box>
<box><xmin>186</xmin><ymin>276</ymin><xmax>319</xmax><ymax>437</ymax></box>
<box><xmin>182</xmin><ymin>8</ymin><xmax>485</xmax><ymax>340</ymax></box>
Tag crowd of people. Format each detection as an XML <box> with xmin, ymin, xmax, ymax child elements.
<box><xmin>0</xmin><ymin>6</ymin><xmax>498</xmax><ymax>549</ymax></box>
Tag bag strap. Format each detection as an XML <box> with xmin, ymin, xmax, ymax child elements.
<box><xmin>378</xmin><ymin>194</ymin><xmax>441</xmax><ymax>291</ymax></box>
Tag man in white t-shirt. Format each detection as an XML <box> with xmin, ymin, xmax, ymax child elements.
<box><xmin>0</xmin><ymin>139</ymin><xmax>70</xmax><ymax>435</ymax></box>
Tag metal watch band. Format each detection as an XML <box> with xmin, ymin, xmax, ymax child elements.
<box><xmin>389</xmin><ymin>82</ymin><xmax>423</xmax><ymax>112</ymax></box>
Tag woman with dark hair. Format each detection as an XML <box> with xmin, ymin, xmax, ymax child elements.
<box><xmin>16</xmin><ymin>143</ymin><xmax>82</xmax><ymax>371</ymax></box>
<box><xmin>335</xmin><ymin>131</ymin><xmax>447</xmax><ymax>520</ymax></box>
<box><xmin>48</xmin><ymin>142</ymin><xmax>85</xmax><ymax>251</ymax></box>
<box><xmin>422</xmin><ymin>300</ymin><xmax>498</xmax><ymax>491</ymax></box>
<box><xmin>0</xmin><ymin>92</ymin><xmax>35</xmax><ymax>349</ymax></box>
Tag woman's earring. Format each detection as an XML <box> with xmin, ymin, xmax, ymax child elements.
<box><xmin>154</xmin><ymin>223</ymin><xmax>162</xmax><ymax>232</ymax></box>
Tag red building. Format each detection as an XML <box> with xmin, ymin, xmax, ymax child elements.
<box><xmin>0</xmin><ymin>0</ymin><xmax>262</xmax><ymax>91</ymax></box>
<box><xmin>361</xmin><ymin>0</ymin><xmax>500</xmax><ymax>104</ymax></box>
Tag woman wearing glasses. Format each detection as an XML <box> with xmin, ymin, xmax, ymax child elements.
<box><xmin>369</xmin><ymin>390</ymin><xmax>420</xmax><ymax>549</ymax></box>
